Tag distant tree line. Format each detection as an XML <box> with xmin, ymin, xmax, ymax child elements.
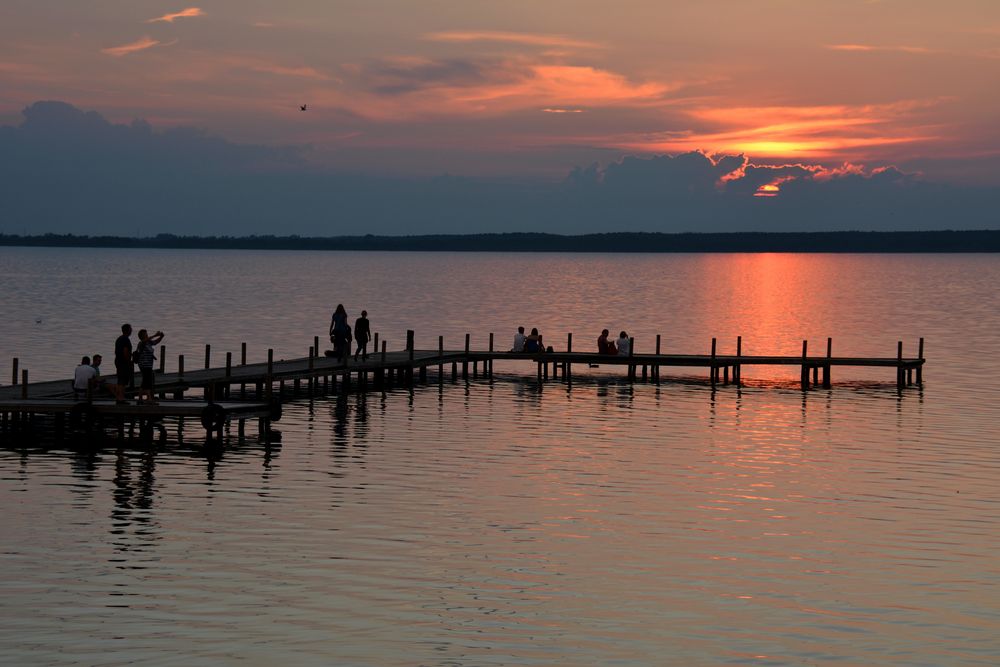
<box><xmin>2</xmin><ymin>230</ymin><xmax>1000</xmax><ymax>252</ymax></box>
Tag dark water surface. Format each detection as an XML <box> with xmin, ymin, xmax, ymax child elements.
<box><xmin>1</xmin><ymin>249</ymin><xmax>999</xmax><ymax>665</ymax></box>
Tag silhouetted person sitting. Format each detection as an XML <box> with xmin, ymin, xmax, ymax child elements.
<box><xmin>617</xmin><ymin>331</ymin><xmax>631</xmax><ymax>356</ymax></box>
<box><xmin>511</xmin><ymin>326</ymin><xmax>526</xmax><ymax>352</ymax></box>
<box><xmin>598</xmin><ymin>329</ymin><xmax>617</xmax><ymax>355</ymax></box>
<box><xmin>524</xmin><ymin>328</ymin><xmax>543</xmax><ymax>353</ymax></box>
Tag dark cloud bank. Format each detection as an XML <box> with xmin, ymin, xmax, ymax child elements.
<box><xmin>1</xmin><ymin>101</ymin><xmax>997</xmax><ymax>236</ymax></box>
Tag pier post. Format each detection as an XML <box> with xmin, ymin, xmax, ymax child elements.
<box><xmin>823</xmin><ymin>337</ymin><xmax>832</xmax><ymax>388</ymax></box>
<box><xmin>21</xmin><ymin>370</ymin><xmax>28</xmax><ymax>399</ymax></box>
<box><xmin>204</xmin><ymin>344</ymin><xmax>211</xmax><ymax>370</ymax></box>
<box><xmin>735</xmin><ymin>336</ymin><xmax>742</xmax><ymax>386</ymax></box>
<box><xmin>438</xmin><ymin>336</ymin><xmax>444</xmax><ymax>384</ymax></box>
<box><xmin>267</xmin><ymin>349</ymin><xmax>274</xmax><ymax>399</ymax></box>
<box><xmin>710</xmin><ymin>338</ymin><xmax>717</xmax><ymax>387</ymax></box>
<box><xmin>314</xmin><ymin>336</ymin><xmax>320</xmax><ymax>359</ymax></box>
<box><xmin>896</xmin><ymin>341</ymin><xmax>904</xmax><ymax>390</ymax></box>
<box><xmin>382</xmin><ymin>340</ymin><xmax>387</xmax><ymax>364</ymax></box>
<box><xmin>801</xmin><ymin>340</ymin><xmax>809</xmax><ymax>390</ymax></box>
<box><xmin>463</xmin><ymin>334</ymin><xmax>470</xmax><ymax>379</ymax></box>
<box><xmin>628</xmin><ymin>337</ymin><xmax>635</xmax><ymax>381</ymax></box>
<box><xmin>655</xmin><ymin>335</ymin><xmax>661</xmax><ymax>382</ymax></box>
<box><xmin>11</xmin><ymin>358</ymin><xmax>18</xmax><ymax>386</ymax></box>
<box><xmin>407</xmin><ymin>330</ymin><xmax>415</xmax><ymax>386</ymax></box>
<box><xmin>566</xmin><ymin>332</ymin><xmax>572</xmax><ymax>380</ymax></box>
<box><xmin>489</xmin><ymin>332</ymin><xmax>494</xmax><ymax>378</ymax></box>
<box><xmin>308</xmin><ymin>347</ymin><xmax>315</xmax><ymax>395</ymax></box>
<box><xmin>917</xmin><ymin>337</ymin><xmax>924</xmax><ymax>385</ymax></box>
<box><xmin>159</xmin><ymin>345</ymin><xmax>166</xmax><ymax>374</ymax></box>
<box><xmin>226</xmin><ymin>352</ymin><xmax>232</xmax><ymax>399</ymax></box>
<box><xmin>374</xmin><ymin>333</ymin><xmax>379</xmax><ymax>357</ymax></box>
<box><xmin>175</xmin><ymin>355</ymin><xmax>185</xmax><ymax>399</ymax></box>
<box><xmin>241</xmin><ymin>342</ymin><xmax>247</xmax><ymax>365</ymax></box>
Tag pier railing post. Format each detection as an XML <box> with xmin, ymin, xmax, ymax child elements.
<box><xmin>266</xmin><ymin>348</ymin><xmax>274</xmax><ymax>399</ymax></box>
<box><xmin>11</xmin><ymin>358</ymin><xmax>18</xmax><ymax>386</ymax></box>
<box><xmin>823</xmin><ymin>337</ymin><xmax>832</xmax><ymax>388</ymax></box>
<box><xmin>463</xmin><ymin>333</ymin><xmax>470</xmax><ymax>379</ymax></box>
<box><xmin>801</xmin><ymin>340</ymin><xmax>809</xmax><ymax>390</ymax></box>
<box><xmin>381</xmin><ymin>340</ymin><xmax>387</xmax><ymax>364</ymax></box>
<box><xmin>896</xmin><ymin>341</ymin><xmax>904</xmax><ymax>390</ymax></box>
<box><xmin>314</xmin><ymin>336</ymin><xmax>319</xmax><ymax>359</ymax></box>
<box><xmin>489</xmin><ymin>332</ymin><xmax>494</xmax><ymax>378</ymax></box>
<box><xmin>159</xmin><ymin>345</ymin><xmax>166</xmax><ymax>374</ymax></box>
<box><xmin>628</xmin><ymin>337</ymin><xmax>635</xmax><ymax>381</ymax></box>
<box><xmin>224</xmin><ymin>352</ymin><xmax>232</xmax><ymax>399</ymax></box>
<box><xmin>175</xmin><ymin>355</ymin><xmax>184</xmax><ymax>400</ymax></box>
<box><xmin>735</xmin><ymin>335</ymin><xmax>742</xmax><ymax>386</ymax></box>
<box><xmin>241</xmin><ymin>342</ymin><xmax>247</xmax><ymax>365</ymax></box>
<box><xmin>438</xmin><ymin>336</ymin><xmax>444</xmax><ymax>384</ymax></box>
<box><xmin>917</xmin><ymin>337</ymin><xmax>924</xmax><ymax>385</ymax></box>
<box><xmin>21</xmin><ymin>370</ymin><xmax>28</xmax><ymax>399</ymax></box>
<box><xmin>373</xmin><ymin>332</ymin><xmax>379</xmax><ymax>356</ymax></box>
<box><xmin>710</xmin><ymin>337</ymin><xmax>717</xmax><ymax>387</ymax></box>
<box><xmin>204</xmin><ymin>344</ymin><xmax>211</xmax><ymax>370</ymax></box>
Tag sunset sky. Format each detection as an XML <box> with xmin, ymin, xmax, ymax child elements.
<box><xmin>1</xmin><ymin>1</ymin><xmax>999</xmax><ymax>234</ymax></box>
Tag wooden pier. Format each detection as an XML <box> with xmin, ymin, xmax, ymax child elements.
<box><xmin>0</xmin><ymin>332</ymin><xmax>925</xmax><ymax>443</ymax></box>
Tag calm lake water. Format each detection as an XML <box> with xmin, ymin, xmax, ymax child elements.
<box><xmin>1</xmin><ymin>248</ymin><xmax>999</xmax><ymax>665</ymax></box>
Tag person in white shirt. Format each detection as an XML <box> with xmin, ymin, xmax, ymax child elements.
<box><xmin>616</xmin><ymin>331</ymin><xmax>631</xmax><ymax>356</ymax></box>
<box><xmin>511</xmin><ymin>326</ymin><xmax>526</xmax><ymax>352</ymax></box>
<box><xmin>73</xmin><ymin>356</ymin><xmax>98</xmax><ymax>399</ymax></box>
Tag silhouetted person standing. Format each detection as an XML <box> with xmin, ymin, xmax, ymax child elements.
<box><xmin>114</xmin><ymin>323</ymin><xmax>133</xmax><ymax>404</ymax></box>
<box><xmin>354</xmin><ymin>310</ymin><xmax>371</xmax><ymax>361</ymax></box>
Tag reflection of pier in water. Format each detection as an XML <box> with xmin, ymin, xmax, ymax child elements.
<box><xmin>1</xmin><ymin>330</ymin><xmax>925</xmax><ymax>445</ymax></box>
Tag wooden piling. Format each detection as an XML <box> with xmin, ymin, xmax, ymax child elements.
<box><xmin>489</xmin><ymin>332</ymin><xmax>494</xmax><ymax>377</ymax></box>
<box><xmin>566</xmin><ymin>332</ymin><xmax>572</xmax><ymax>380</ymax></box>
<box><xmin>801</xmin><ymin>340</ymin><xmax>809</xmax><ymax>390</ymax></box>
<box><xmin>204</xmin><ymin>344</ymin><xmax>211</xmax><ymax>370</ymax></box>
<box><xmin>917</xmin><ymin>337</ymin><xmax>924</xmax><ymax>385</ymax></box>
<box><xmin>898</xmin><ymin>341</ymin><xmax>907</xmax><ymax>389</ymax></box>
<box><xmin>11</xmin><ymin>358</ymin><xmax>18</xmax><ymax>386</ymax></box>
<box><xmin>735</xmin><ymin>335</ymin><xmax>742</xmax><ymax>386</ymax></box>
<box><xmin>710</xmin><ymin>338</ymin><xmax>717</xmax><ymax>387</ymax></box>
<box><xmin>21</xmin><ymin>370</ymin><xmax>28</xmax><ymax>399</ymax></box>
<box><xmin>823</xmin><ymin>337</ymin><xmax>832</xmax><ymax>388</ymax></box>
<box><xmin>381</xmin><ymin>340</ymin><xmax>387</xmax><ymax>364</ymax></box>
<box><xmin>159</xmin><ymin>345</ymin><xmax>166</xmax><ymax>374</ymax></box>
<box><xmin>655</xmin><ymin>335</ymin><xmax>661</xmax><ymax>382</ymax></box>
<box><xmin>628</xmin><ymin>337</ymin><xmax>635</xmax><ymax>381</ymax></box>
<box><xmin>266</xmin><ymin>348</ymin><xmax>274</xmax><ymax>399</ymax></box>
<box><xmin>463</xmin><ymin>334</ymin><xmax>470</xmax><ymax>379</ymax></box>
<box><xmin>438</xmin><ymin>335</ymin><xmax>444</xmax><ymax>384</ymax></box>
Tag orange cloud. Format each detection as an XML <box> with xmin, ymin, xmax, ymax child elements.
<box><xmin>101</xmin><ymin>37</ymin><xmax>166</xmax><ymax>57</ymax></box>
<box><xmin>826</xmin><ymin>44</ymin><xmax>934</xmax><ymax>54</ymax></box>
<box><xmin>425</xmin><ymin>30</ymin><xmax>603</xmax><ymax>50</ymax></box>
<box><xmin>610</xmin><ymin>102</ymin><xmax>939</xmax><ymax>159</ymax></box>
<box><xmin>147</xmin><ymin>8</ymin><xmax>204</xmax><ymax>23</ymax></box>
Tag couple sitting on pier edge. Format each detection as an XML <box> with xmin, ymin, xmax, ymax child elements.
<box><xmin>598</xmin><ymin>329</ymin><xmax>631</xmax><ymax>356</ymax></box>
<box><xmin>511</xmin><ymin>326</ymin><xmax>551</xmax><ymax>353</ymax></box>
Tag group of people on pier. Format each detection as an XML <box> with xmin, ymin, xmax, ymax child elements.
<box><xmin>73</xmin><ymin>323</ymin><xmax>164</xmax><ymax>404</ymax></box>
<box><xmin>598</xmin><ymin>329</ymin><xmax>631</xmax><ymax>356</ymax></box>
<box><xmin>329</xmin><ymin>305</ymin><xmax>371</xmax><ymax>363</ymax></box>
